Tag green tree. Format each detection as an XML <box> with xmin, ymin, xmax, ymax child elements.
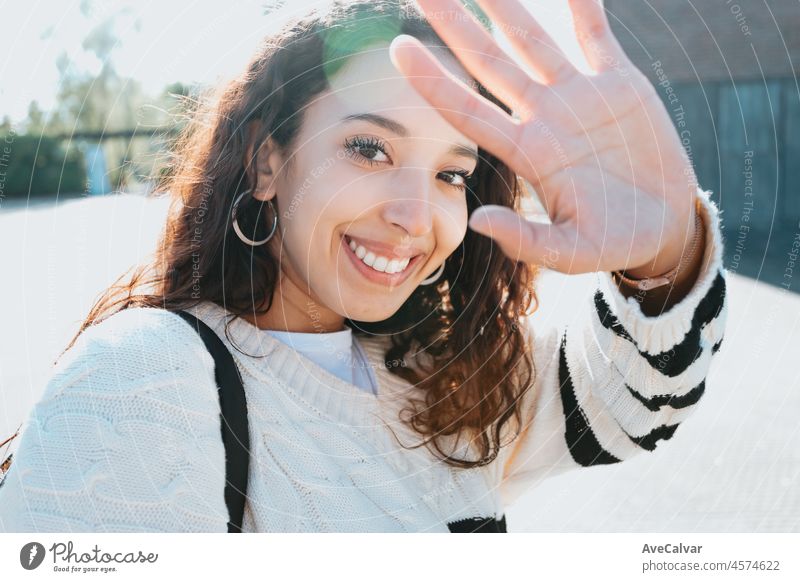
<box><xmin>25</xmin><ymin>102</ymin><xmax>46</xmax><ymax>134</ymax></box>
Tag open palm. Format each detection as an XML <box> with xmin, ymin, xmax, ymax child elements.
<box><xmin>390</xmin><ymin>0</ymin><xmax>700</xmax><ymax>276</ymax></box>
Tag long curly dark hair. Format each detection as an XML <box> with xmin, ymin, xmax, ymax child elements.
<box><xmin>62</xmin><ymin>0</ymin><xmax>540</xmax><ymax>470</ymax></box>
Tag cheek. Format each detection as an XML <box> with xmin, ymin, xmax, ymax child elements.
<box><xmin>326</xmin><ymin>167</ymin><xmax>378</xmax><ymax>219</ymax></box>
<box><xmin>299</xmin><ymin>163</ymin><xmax>374</xmax><ymax>216</ymax></box>
<box><xmin>437</xmin><ymin>196</ymin><xmax>470</xmax><ymax>252</ymax></box>
<box><xmin>275</xmin><ymin>168</ymin><xmax>366</xmax><ymax>262</ymax></box>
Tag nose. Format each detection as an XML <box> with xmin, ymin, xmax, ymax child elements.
<box><xmin>381</xmin><ymin>167</ymin><xmax>434</xmax><ymax>238</ymax></box>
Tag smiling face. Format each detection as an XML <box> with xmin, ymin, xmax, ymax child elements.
<box><xmin>249</xmin><ymin>42</ymin><xmax>478</xmax><ymax>332</ymax></box>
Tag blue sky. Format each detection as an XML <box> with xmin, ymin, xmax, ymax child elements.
<box><xmin>0</xmin><ymin>0</ymin><xmax>587</xmax><ymax>125</ymax></box>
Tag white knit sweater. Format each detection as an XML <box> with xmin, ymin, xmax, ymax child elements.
<box><xmin>0</xmin><ymin>188</ymin><xmax>728</xmax><ymax>533</ymax></box>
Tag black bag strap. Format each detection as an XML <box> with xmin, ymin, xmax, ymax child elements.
<box><xmin>173</xmin><ymin>309</ymin><xmax>250</xmax><ymax>533</ymax></box>
<box><xmin>447</xmin><ymin>514</ymin><xmax>508</xmax><ymax>532</ymax></box>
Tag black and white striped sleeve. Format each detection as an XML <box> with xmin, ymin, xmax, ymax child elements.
<box><xmin>499</xmin><ymin>188</ymin><xmax>728</xmax><ymax>508</ymax></box>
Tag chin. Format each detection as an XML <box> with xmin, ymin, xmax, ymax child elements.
<box><xmin>338</xmin><ymin>298</ymin><xmax>406</xmax><ymax>324</ymax></box>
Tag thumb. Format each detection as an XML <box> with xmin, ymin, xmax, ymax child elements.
<box><xmin>468</xmin><ymin>205</ymin><xmax>569</xmax><ymax>270</ymax></box>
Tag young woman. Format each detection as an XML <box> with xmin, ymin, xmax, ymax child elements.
<box><xmin>1</xmin><ymin>0</ymin><xmax>727</xmax><ymax>533</ymax></box>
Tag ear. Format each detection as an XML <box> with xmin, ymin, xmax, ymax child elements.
<box><xmin>244</xmin><ymin>121</ymin><xmax>283</xmax><ymax>202</ymax></box>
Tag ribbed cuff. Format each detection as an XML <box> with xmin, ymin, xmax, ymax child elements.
<box><xmin>595</xmin><ymin>187</ymin><xmax>726</xmax><ymax>355</ymax></box>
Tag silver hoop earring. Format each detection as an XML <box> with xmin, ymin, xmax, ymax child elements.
<box><xmin>231</xmin><ymin>189</ymin><xmax>277</xmax><ymax>247</ymax></box>
<box><xmin>419</xmin><ymin>261</ymin><xmax>445</xmax><ymax>286</ymax></box>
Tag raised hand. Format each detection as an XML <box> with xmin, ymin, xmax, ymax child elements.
<box><xmin>389</xmin><ymin>0</ymin><xmax>700</xmax><ymax>279</ymax></box>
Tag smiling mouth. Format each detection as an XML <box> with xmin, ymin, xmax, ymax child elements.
<box><xmin>342</xmin><ymin>234</ymin><xmax>425</xmax><ymax>284</ymax></box>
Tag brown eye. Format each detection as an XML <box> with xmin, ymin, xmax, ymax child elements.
<box><xmin>438</xmin><ymin>169</ymin><xmax>472</xmax><ymax>190</ymax></box>
<box><xmin>343</xmin><ymin>136</ymin><xmax>391</xmax><ymax>166</ymax></box>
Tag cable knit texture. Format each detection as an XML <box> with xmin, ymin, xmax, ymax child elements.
<box><xmin>0</xmin><ymin>188</ymin><xmax>728</xmax><ymax>533</ymax></box>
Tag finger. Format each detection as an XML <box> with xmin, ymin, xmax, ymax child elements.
<box><xmin>468</xmin><ymin>205</ymin><xmax>576</xmax><ymax>271</ymax></box>
<box><xmin>568</xmin><ymin>0</ymin><xmax>630</xmax><ymax>74</ymax></box>
<box><xmin>474</xmin><ymin>0</ymin><xmax>579</xmax><ymax>84</ymax></box>
<box><xmin>390</xmin><ymin>34</ymin><xmax>528</xmax><ymax>173</ymax></box>
<box><xmin>412</xmin><ymin>0</ymin><xmax>545</xmax><ymax>115</ymax></box>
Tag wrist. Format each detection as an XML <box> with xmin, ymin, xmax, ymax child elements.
<box><xmin>615</xmin><ymin>197</ymin><xmax>705</xmax><ymax>291</ymax></box>
<box><xmin>624</xmin><ymin>216</ymin><xmax>696</xmax><ymax>279</ymax></box>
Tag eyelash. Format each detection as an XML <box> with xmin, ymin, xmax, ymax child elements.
<box><xmin>342</xmin><ymin>135</ymin><xmax>473</xmax><ymax>191</ymax></box>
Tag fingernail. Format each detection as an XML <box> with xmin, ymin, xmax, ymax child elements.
<box><xmin>389</xmin><ymin>34</ymin><xmax>420</xmax><ymax>68</ymax></box>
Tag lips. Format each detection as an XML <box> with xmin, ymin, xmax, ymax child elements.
<box><xmin>341</xmin><ymin>234</ymin><xmax>425</xmax><ymax>285</ymax></box>
<box><xmin>343</xmin><ymin>234</ymin><xmax>424</xmax><ymax>261</ymax></box>
<box><xmin>345</xmin><ymin>235</ymin><xmax>420</xmax><ymax>272</ymax></box>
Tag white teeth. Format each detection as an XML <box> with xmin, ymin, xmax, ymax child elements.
<box><xmin>386</xmin><ymin>259</ymin><xmax>403</xmax><ymax>274</ymax></box>
<box><xmin>347</xmin><ymin>237</ymin><xmax>413</xmax><ymax>274</ymax></box>
<box><xmin>372</xmin><ymin>256</ymin><xmax>388</xmax><ymax>272</ymax></box>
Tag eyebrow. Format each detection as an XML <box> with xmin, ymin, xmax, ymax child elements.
<box><xmin>342</xmin><ymin>113</ymin><xmax>479</xmax><ymax>163</ymax></box>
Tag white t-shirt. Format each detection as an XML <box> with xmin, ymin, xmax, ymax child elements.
<box><xmin>266</xmin><ymin>327</ymin><xmax>378</xmax><ymax>395</ymax></box>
